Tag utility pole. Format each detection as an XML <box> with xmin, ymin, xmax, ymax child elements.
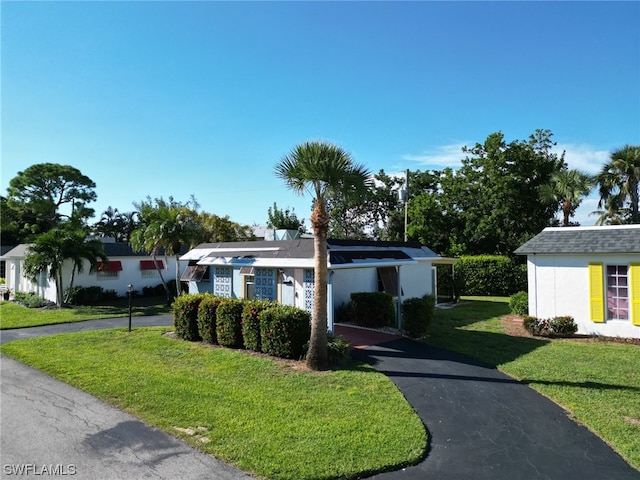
<box><xmin>403</xmin><ymin>169</ymin><xmax>409</xmax><ymax>242</ymax></box>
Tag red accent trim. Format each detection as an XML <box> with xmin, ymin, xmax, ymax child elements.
<box><xmin>140</xmin><ymin>260</ymin><xmax>164</xmax><ymax>270</ymax></box>
<box><xmin>97</xmin><ymin>261</ymin><xmax>123</xmax><ymax>272</ymax></box>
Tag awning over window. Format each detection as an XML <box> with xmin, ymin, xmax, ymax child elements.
<box><xmin>97</xmin><ymin>261</ymin><xmax>123</xmax><ymax>272</ymax></box>
<box><xmin>140</xmin><ymin>260</ymin><xmax>164</xmax><ymax>270</ymax></box>
<box><xmin>180</xmin><ymin>265</ymin><xmax>208</xmax><ymax>282</ymax></box>
<box><xmin>378</xmin><ymin>267</ymin><xmax>399</xmax><ymax>295</ymax></box>
<box><xmin>239</xmin><ymin>266</ymin><xmax>255</xmax><ymax>276</ymax></box>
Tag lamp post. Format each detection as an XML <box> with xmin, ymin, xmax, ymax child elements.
<box><xmin>128</xmin><ymin>284</ymin><xmax>133</xmax><ymax>332</ymax></box>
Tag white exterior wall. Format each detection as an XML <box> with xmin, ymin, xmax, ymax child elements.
<box><xmin>10</xmin><ymin>257</ymin><xmax>180</xmax><ymax>301</ymax></box>
<box><xmin>331</xmin><ymin>268</ymin><xmax>378</xmax><ymax>308</ymax></box>
<box><xmin>401</xmin><ymin>261</ymin><xmax>433</xmax><ymax>299</ymax></box>
<box><xmin>527</xmin><ymin>253</ymin><xmax>640</xmax><ymax>339</ymax></box>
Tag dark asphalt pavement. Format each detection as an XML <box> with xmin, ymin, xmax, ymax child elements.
<box><xmin>353</xmin><ymin>338</ymin><xmax>640</xmax><ymax>479</ymax></box>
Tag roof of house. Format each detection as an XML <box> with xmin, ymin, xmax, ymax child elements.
<box><xmin>181</xmin><ymin>238</ymin><xmax>440</xmax><ymax>269</ymax></box>
<box><xmin>514</xmin><ymin>225</ymin><xmax>640</xmax><ymax>255</ymax></box>
<box><xmin>0</xmin><ymin>242</ymin><xmax>177</xmax><ymax>260</ymax></box>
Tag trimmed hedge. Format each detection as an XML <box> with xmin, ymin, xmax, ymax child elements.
<box><xmin>173</xmin><ymin>294</ymin><xmax>204</xmax><ymax>341</ymax></box>
<box><xmin>455</xmin><ymin>255</ymin><xmax>526</xmax><ymax>296</ymax></box>
<box><xmin>402</xmin><ymin>295</ymin><xmax>436</xmax><ymax>338</ymax></box>
<box><xmin>260</xmin><ymin>305</ymin><xmax>311</xmax><ymax>359</ymax></box>
<box><xmin>241</xmin><ymin>300</ymin><xmax>273</xmax><ymax>353</ymax></box>
<box><xmin>216</xmin><ymin>299</ymin><xmax>245</xmax><ymax>348</ymax></box>
<box><xmin>350</xmin><ymin>292</ymin><xmax>395</xmax><ymax>328</ymax></box>
<box><xmin>198</xmin><ymin>294</ymin><xmax>223</xmax><ymax>344</ymax></box>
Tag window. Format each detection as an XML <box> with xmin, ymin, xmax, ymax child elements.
<box><xmin>244</xmin><ymin>275</ymin><xmax>255</xmax><ymax>299</ymax></box>
<box><xmin>606</xmin><ymin>265</ymin><xmax>629</xmax><ymax>320</ymax></box>
<box><xmin>589</xmin><ymin>262</ymin><xmax>640</xmax><ymax>325</ymax></box>
<box><xmin>377</xmin><ymin>267</ymin><xmax>403</xmax><ymax>296</ymax></box>
<box><xmin>97</xmin><ymin>270</ymin><xmax>119</xmax><ymax>280</ymax></box>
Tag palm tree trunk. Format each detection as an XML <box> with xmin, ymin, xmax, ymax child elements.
<box><xmin>65</xmin><ymin>266</ymin><xmax>77</xmax><ymax>304</ymax></box>
<box><xmin>307</xmin><ymin>201</ymin><xmax>329</xmax><ymax>371</ymax></box>
<box><xmin>153</xmin><ymin>253</ymin><xmax>172</xmax><ymax>305</ymax></box>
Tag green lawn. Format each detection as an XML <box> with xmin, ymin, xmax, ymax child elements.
<box><xmin>1</xmin><ymin>328</ymin><xmax>427</xmax><ymax>480</ymax></box>
<box><xmin>0</xmin><ymin>297</ymin><xmax>172</xmax><ymax>329</ymax></box>
<box><xmin>429</xmin><ymin>296</ymin><xmax>640</xmax><ymax>471</ymax></box>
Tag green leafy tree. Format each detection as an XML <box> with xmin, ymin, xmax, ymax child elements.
<box><xmin>5</xmin><ymin>163</ymin><xmax>97</xmax><ymax>240</ymax></box>
<box><xmin>275</xmin><ymin>141</ymin><xmax>371</xmax><ymax>370</ymax></box>
<box><xmin>130</xmin><ymin>197</ymin><xmax>203</xmax><ymax>304</ymax></box>
<box><xmin>595</xmin><ymin>145</ymin><xmax>640</xmax><ymax>224</ymax></box>
<box><xmin>93</xmin><ymin>207</ymin><xmax>138</xmax><ymax>242</ymax></box>
<box><xmin>539</xmin><ymin>169</ymin><xmax>594</xmax><ymax>226</ymax></box>
<box><xmin>197</xmin><ymin>211</ymin><xmax>255</xmax><ymax>242</ymax></box>
<box><xmin>453</xmin><ymin>130</ymin><xmax>565</xmax><ymax>255</ymax></box>
<box><xmin>266</xmin><ymin>203</ymin><xmax>306</xmax><ymax>233</ymax></box>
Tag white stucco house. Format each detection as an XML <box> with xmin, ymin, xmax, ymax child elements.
<box><xmin>515</xmin><ymin>225</ymin><xmax>640</xmax><ymax>339</ymax></box>
<box><xmin>180</xmin><ymin>238</ymin><xmax>449</xmax><ymax>331</ymax></box>
<box><xmin>1</xmin><ymin>238</ymin><xmax>179</xmax><ymax>302</ymax></box>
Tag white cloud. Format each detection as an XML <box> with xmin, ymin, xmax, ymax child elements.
<box><xmin>553</xmin><ymin>143</ymin><xmax>610</xmax><ymax>175</ymax></box>
<box><xmin>402</xmin><ymin>143</ymin><xmax>467</xmax><ymax>168</ymax></box>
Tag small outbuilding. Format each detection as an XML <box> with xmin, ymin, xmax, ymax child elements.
<box><xmin>515</xmin><ymin>225</ymin><xmax>640</xmax><ymax>339</ymax></box>
<box><xmin>180</xmin><ymin>238</ymin><xmax>447</xmax><ymax>331</ymax></box>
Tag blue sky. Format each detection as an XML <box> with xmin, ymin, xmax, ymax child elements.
<box><xmin>2</xmin><ymin>1</ymin><xmax>639</xmax><ymax>232</ymax></box>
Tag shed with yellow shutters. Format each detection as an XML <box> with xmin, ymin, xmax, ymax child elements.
<box><xmin>515</xmin><ymin>225</ymin><xmax>640</xmax><ymax>339</ymax></box>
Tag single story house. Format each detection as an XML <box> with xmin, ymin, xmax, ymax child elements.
<box><xmin>180</xmin><ymin>238</ymin><xmax>450</xmax><ymax>331</ymax></box>
<box><xmin>515</xmin><ymin>225</ymin><xmax>640</xmax><ymax>339</ymax></box>
<box><xmin>1</xmin><ymin>238</ymin><xmax>179</xmax><ymax>302</ymax></box>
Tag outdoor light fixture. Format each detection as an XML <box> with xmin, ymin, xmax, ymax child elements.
<box><xmin>128</xmin><ymin>284</ymin><xmax>133</xmax><ymax>332</ymax></box>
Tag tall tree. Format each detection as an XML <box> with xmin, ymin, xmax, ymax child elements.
<box><xmin>93</xmin><ymin>207</ymin><xmax>139</xmax><ymax>242</ymax></box>
<box><xmin>454</xmin><ymin>130</ymin><xmax>565</xmax><ymax>255</ymax></box>
<box><xmin>197</xmin><ymin>211</ymin><xmax>255</xmax><ymax>242</ymax></box>
<box><xmin>539</xmin><ymin>169</ymin><xmax>594</xmax><ymax>226</ymax></box>
<box><xmin>595</xmin><ymin>145</ymin><xmax>640</xmax><ymax>224</ymax></box>
<box><xmin>5</xmin><ymin>163</ymin><xmax>97</xmax><ymax>240</ymax></box>
<box><xmin>275</xmin><ymin>141</ymin><xmax>371</xmax><ymax>370</ymax></box>
<box><xmin>130</xmin><ymin>197</ymin><xmax>203</xmax><ymax>304</ymax></box>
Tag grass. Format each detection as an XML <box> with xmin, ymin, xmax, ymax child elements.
<box><xmin>1</xmin><ymin>328</ymin><xmax>427</xmax><ymax>480</ymax></box>
<box><xmin>0</xmin><ymin>297</ymin><xmax>172</xmax><ymax>329</ymax></box>
<box><xmin>429</xmin><ymin>296</ymin><xmax>640</xmax><ymax>471</ymax></box>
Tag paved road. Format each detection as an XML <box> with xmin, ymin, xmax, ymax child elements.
<box><xmin>1</xmin><ymin>317</ymin><xmax>254</xmax><ymax>479</ymax></box>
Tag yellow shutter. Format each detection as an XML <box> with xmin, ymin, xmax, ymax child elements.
<box><xmin>630</xmin><ymin>263</ymin><xmax>640</xmax><ymax>326</ymax></box>
<box><xmin>589</xmin><ymin>263</ymin><xmax>605</xmax><ymax>323</ymax></box>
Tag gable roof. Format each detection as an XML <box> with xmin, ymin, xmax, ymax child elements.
<box><xmin>515</xmin><ymin>225</ymin><xmax>640</xmax><ymax>255</ymax></box>
<box><xmin>0</xmin><ymin>242</ymin><xmax>180</xmax><ymax>260</ymax></box>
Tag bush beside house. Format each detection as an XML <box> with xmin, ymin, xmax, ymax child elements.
<box><xmin>402</xmin><ymin>295</ymin><xmax>436</xmax><ymax>338</ymax></box>
<box><xmin>172</xmin><ymin>294</ymin><xmax>319</xmax><ymax>363</ymax></box>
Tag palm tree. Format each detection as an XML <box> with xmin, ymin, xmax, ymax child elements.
<box><xmin>23</xmin><ymin>224</ymin><xmax>107</xmax><ymax>306</ymax></box>
<box><xmin>130</xmin><ymin>198</ymin><xmax>202</xmax><ymax>304</ymax></box>
<box><xmin>275</xmin><ymin>141</ymin><xmax>371</xmax><ymax>370</ymax></box>
<box><xmin>596</xmin><ymin>145</ymin><xmax>640</xmax><ymax>224</ymax></box>
<box><xmin>539</xmin><ymin>169</ymin><xmax>594</xmax><ymax>226</ymax></box>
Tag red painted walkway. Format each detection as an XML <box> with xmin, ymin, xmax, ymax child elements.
<box><xmin>334</xmin><ymin>324</ymin><xmax>402</xmax><ymax>349</ymax></box>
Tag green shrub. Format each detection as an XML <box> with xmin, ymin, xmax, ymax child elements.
<box><xmin>349</xmin><ymin>292</ymin><xmax>395</xmax><ymax>328</ymax></box>
<box><xmin>197</xmin><ymin>294</ymin><xmax>223</xmax><ymax>344</ymax></box>
<box><xmin>454</xmin><ymin>256</ymin><xmax>527</xmax><ymax>296</ymax></box>
<box><xmin>65</xmin><ymin>286</ymin><xmax>103</xmax><ymax>305</ymax></box>
<box><xmin>172</xmin><ymin>294</ymin><xmax>204</xmax><ymax>341</ymax></box>
<box><xmin>216</xmin><ymin>299</ymin><xmax>245</xmax><ymax>348</ymax></box>
<box><xmin>13</xmin><ymin>292</ymin><xmax>53</xmax><ymax>308</ymax></box>
<box><xmin>241</xmin><ymin>300</ymin><xmax>273</xmax><ymax>352</ymax></box>
<box><xmin>523</xmin><ymin>315</ymin><xmax>577</xmax><ymax>338</ymax></box>
<box><xmin>260</xmin><ymin>305</ymin><xmax>311</xmax><ymax>359</ymax></box>
<box><xmin>509</xmin><ymin>291</ymin><xmax>529</xmax><ymax>316</ymax></box>
<box><xmin>327</xmin><ymin>332</ymin><xmax>351</xmax><ymax>367</ymax></box>
<box><xmin>402</xmin><ymin>294</ymin><xmax>436</xmax><ymax>338</ymax></box>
